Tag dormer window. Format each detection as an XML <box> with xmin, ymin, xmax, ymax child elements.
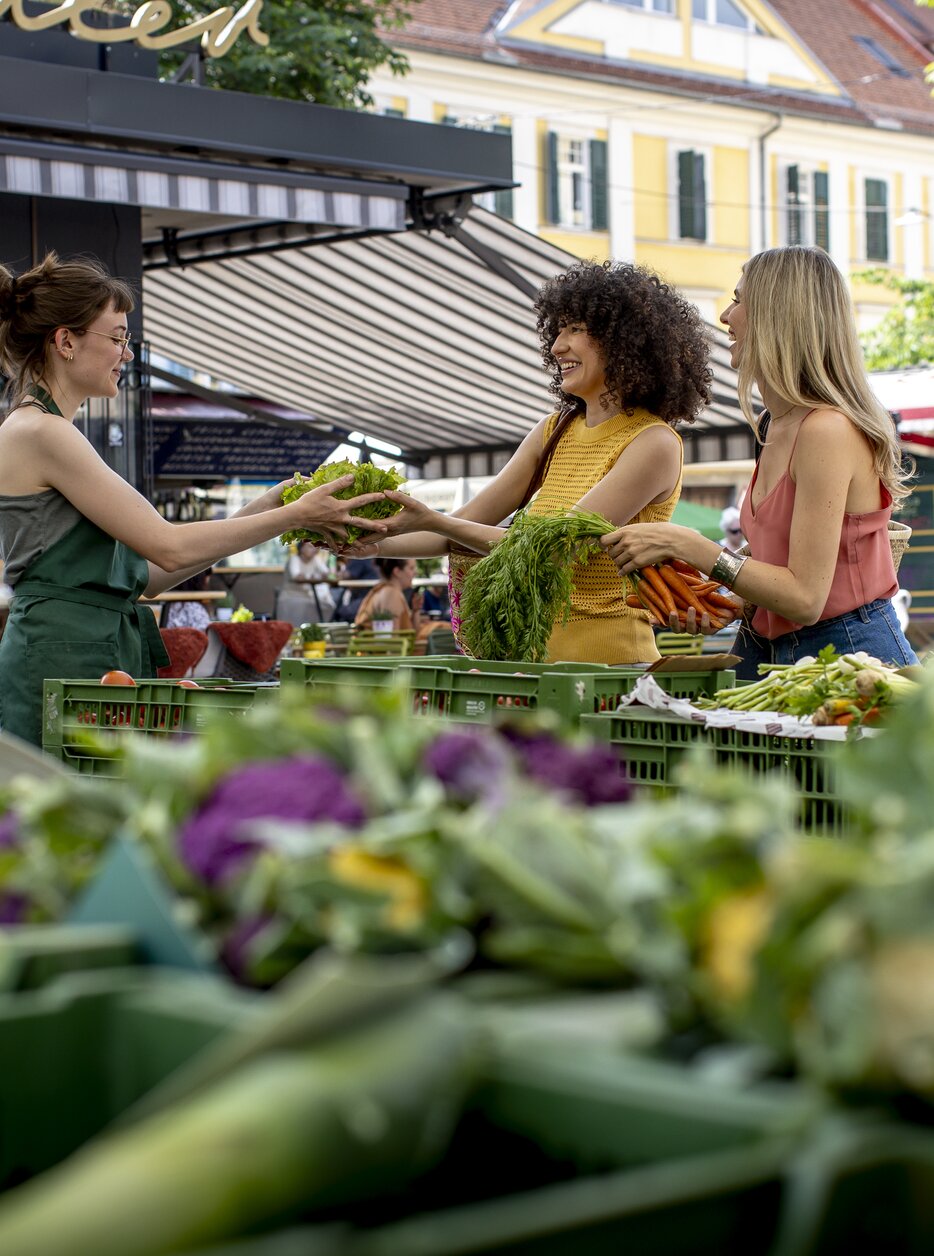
<box><xmin>612</xmin><ymin>0</ymin><xmax>675</xmax><ymax>12</ymax></box>
<box><xmin>692</xmin><ymin>0</ymin><xmax>760</xmax><ymax>32</ymax></box>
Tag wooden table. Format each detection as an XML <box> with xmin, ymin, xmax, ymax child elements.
<box><xmin>140</xmin><ymin>591</ymin><xmax>229</xmax><ymax>604</ymax></box>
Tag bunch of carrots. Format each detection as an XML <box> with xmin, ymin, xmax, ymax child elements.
<box><xmin>625</xmin><ymin>559</ymin><xmax>743</xmax><ymax>631</ymax></box>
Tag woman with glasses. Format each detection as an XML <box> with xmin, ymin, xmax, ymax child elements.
<box><xmin>0</xmin><ymin>253</ymin><xmax>390</xmax><ymax>745</ymax></box>
<box><xmin>601</xmin><ymin>245</ymin><xmax>916</xmax><ymax>679</ymax></box>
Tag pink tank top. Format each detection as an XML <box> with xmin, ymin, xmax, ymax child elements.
<box><xmin>739</xmin><ymin>412</ymin><xmax>897</xmax><ymax>640</ymax></box>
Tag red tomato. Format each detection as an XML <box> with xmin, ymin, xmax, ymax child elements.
<box><xmin>100</xmin><ymin>670</ymin><xmax>136</xmax><ymax>686</ymax></box>
<box><xmin>177</xmin><ymin>680</ymin><xmax>201</xmax><ymax>689</ymax></box>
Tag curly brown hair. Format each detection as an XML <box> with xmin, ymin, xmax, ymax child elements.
<box><xmin>535</xmin><ymin>261</ymin><xmax>712</xmax><ymax>426</ymax></box>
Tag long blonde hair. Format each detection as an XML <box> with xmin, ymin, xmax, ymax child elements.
<box><xmin>738</xmin><ymin>245</ymin><xmax>911</xmax><ymax>503</ymax></box>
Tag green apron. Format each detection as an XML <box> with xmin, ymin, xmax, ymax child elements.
<box><xmin>0</xmin><ymin>396</ymin><xmax>168</xmax><ymax>747</ymax></box>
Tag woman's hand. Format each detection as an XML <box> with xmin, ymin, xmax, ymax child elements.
<box><xmin>378</xmin><ymin>491</ymin><xmax>445</xmax><ymax>537</ymax></box>
<box><xmin>337</xmin><ymin>539</ymin><xmax>381</xmax><ymax>559</ymax></box>
<box><xmin>290</xmin><ymin>474</ymin><xmax>390</xmax><ymax>546</ymax></box>
<box><xmin>600</xmin><ymin>523</ymin><xmax>699</xmax><ymax>575</ymax></box>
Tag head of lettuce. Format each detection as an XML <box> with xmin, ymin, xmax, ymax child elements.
<box><xmin>279</xmin><ymin>460</ymin><xmax>407</xmax><ymax>546</ymax></box>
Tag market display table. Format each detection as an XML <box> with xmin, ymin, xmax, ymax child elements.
<box><xmin>158</xmin><ymin>628</ymin><xmax>210</xmax><ymax>679</ymax></box>
<box><xmin>207</xmin><ymin>620</ymin><xmax>293</xmax><ymax>680</ymax></box>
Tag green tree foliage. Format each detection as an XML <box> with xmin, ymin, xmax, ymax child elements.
<box><xmin>856</xmin><ymin>268</ymin><xmax>934</xmax><ymax>370</ymax></box>
<box><xmin>161</xmin><ymin>0</ymin><xmax>417</xmax><ymax>109</ymax></box>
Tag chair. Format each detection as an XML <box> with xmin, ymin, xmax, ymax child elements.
<box><xmin>158</xmin><ymin>628</ymin><xmax>209</xmax><ymax>678</ymax></box>
<box><xmin>348</xmin><ymin>630</ymin><xmax>415</xmax><ymax>657</ymax></box>
<box><xmin>655</xmin><ymin>632</ymin><xmax>704</xmax><ymax>657</ymax></box>
<box><xmin>423</xmin><ymin>625</ymin><xmax>457</xmax><ymax>655</ymax></box>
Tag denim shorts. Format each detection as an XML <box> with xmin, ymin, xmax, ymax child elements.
<box><xmin>730</xmin><ymin>598</ymin><xmax>918</xmax><ymax>682</ymax></box>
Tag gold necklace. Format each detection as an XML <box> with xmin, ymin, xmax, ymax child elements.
<box><xmin>768</xmin><ymin>403</ymin><xmax>798</xmax><ymax>422</ymax></box>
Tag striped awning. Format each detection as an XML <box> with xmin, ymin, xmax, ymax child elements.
<box><xmin>0</xmin><ymin>136</ymin><xmax>407</xmax><ymax>231</ymax></box>
<box><xmin>143</xmin><ymin>206</ymin><xmax>753</xmax><ymax>477</ymax></box>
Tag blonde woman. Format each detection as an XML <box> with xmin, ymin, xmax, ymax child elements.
<box><xmin>601</xmin><ymin>245</ymin><xmax>916</xmax><ymax>680</ymax></box>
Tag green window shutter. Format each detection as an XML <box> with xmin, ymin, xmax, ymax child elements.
<box><xmin>865</xmin><ymin>178</ymin><xmax>888</xmax><ymax>262</ymax></box>
<box><xmin>786</xmin><ymin>164</ymin><xmax>802</xmax><ymax>246</ymax></box>
<box><xmin>678</xmin><ymin>150</ymin><xmax>706</xmax><ymax>240</ymax></box>
<box><xmin>589</xmin><ymin>138</ymin><xmax>608</xmax><ymax>232</ymax></box>
<box><xmin>813</xmin><ymin>170</ymin><xmax>830</xmax><ymax>252</ymax></box>
<box><xmin>545</xmin><ymin>131</ymin><xmax>559</xmax><ymax>224</ymax></box>
<box><xmin>492</xmin><ymin>124</ymin><xmax>514</xmax><ymax>220</ymax></box>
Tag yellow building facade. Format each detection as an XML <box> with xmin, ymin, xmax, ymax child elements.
<box><xmin>368</xmin><ymin>0</ymin><xmax>934</xmax><ymax>325</ymax></box>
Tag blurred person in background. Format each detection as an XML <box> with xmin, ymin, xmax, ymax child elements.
<box><xmin>276</xmin><ymin>539</ymin><xmax>335</xmax><ymax>625</ymax></box>
<box><xmin>161</xmin><ymin>570</ymin><xmax>214</xmax><ymax>630</ymax></box>
<box><xmin>718</xmin><ymin>506</ymin><xmax>745</xmax><ymax>553</ymax></box>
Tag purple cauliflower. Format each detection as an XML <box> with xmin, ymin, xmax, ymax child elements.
<box><xmin>422</xmin><ymin>731</ymin><xmax>512</xmax><ymax>805</ymax></box>
<box><xmin>500</xmin><ymin>729</ymin><xmax>632</xmax><ymax>806</ymax></box>
<box><xmin>178</xmin><ymin>755</ymin><xmax>366</xmax><ymax>885</ymax></box>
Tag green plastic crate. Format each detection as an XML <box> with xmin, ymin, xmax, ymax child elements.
<box><xmin>280</xmin><ymin>657</ymin><xmax>734</xmax><ymax>728</ymax></box>
<box><xmin>708</xmin><ymin>724</ymin><xmax>849</xmax><ymax>836</ymax></box>
<box><xmin>580</xmin><ymin>710</ymin><xmax>848</xmax><ymax>834</ymax></box>
<box><xmin>0</xmin><ymin>968</ymin><xmax>252</xmax><ymax>1189</ymax></box>
<box><xmin>579</xmin><ymin>708</ymin><xmax>724</xmax><ymax>793</ymax></box>
<box><xmin>42</xmin><ymin>679</ymin><xmax>277</xmax><ymax>775</ymax></box>
<box><xmin>181</xmin><ymin>1047</ymin><xmax>815</xmax><ymax>1256</ymax></box>
<box><xmin>0</xmin><ymin>924</ymin><xmax>139</xmax><ymax>993</ymax></box>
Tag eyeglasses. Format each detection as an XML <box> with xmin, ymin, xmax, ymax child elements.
<box><xmin>83</xmin><ymin>329</ymin><xmax>132</xmax><ymax>352</ymax></box>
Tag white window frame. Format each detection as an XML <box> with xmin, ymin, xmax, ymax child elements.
<box><xmin>556</xmin><ymin>134</ymin><xmax>592</xmax><ymax>230</ymax></box>
<box><xmin>778</xmin><ymin>162</ymin><xmax>830</xmax><ymax>250</ymax></box>
<box><xmin>441</xmin><ymin>110</ymin><xmax>513</xmax><ymax>217</ymax></box>
<box><xmin>668</xmin><ymin>143</ymin><xmax>712</xmax><ymax>244</ymax></box>
<box><xmin>607</xmin><ymin>0</ymin><xmax>675</xmax><ymax>13</ymax></box>
<box><xmin>691</xmin><ymin>0</ymin><xmax>758</xmax><ymax>32</ymax></box>
<box><xmin>857</xmin><ymin>171</ymin><xmax>894</xmax><ymax>265</ymax></box>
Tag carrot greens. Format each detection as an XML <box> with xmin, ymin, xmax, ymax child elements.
<box><xmin>459</xmin><ymin>508</ymin><xmax>613</xmax><ymax>662</ymax></box>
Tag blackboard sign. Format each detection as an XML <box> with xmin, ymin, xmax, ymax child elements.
<box><xmin>151</xmin><ymin>420</ymin><xmax>342</xmax><ymax>481</ymax></box>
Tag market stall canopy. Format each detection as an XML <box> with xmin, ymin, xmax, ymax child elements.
<box><xmin>143</xmin><ymin>206</ymin><xmax>754</xmax><ymax>478</ymax></box>
<box><xmin>0</xmin><ymin>46</ymin><xmax>513</xmax><ymax>260</ymax></box>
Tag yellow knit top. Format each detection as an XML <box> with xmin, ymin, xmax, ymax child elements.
<box><xmin>527</xmin><ymin>408</ymin><xmax>683</xmax><ymax>664</ymax></box>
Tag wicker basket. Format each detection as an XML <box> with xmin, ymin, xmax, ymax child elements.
<box><xmin>889</xmin><ymin>520</ymin><xmax>911</xmax><ymax>574</ymax></box>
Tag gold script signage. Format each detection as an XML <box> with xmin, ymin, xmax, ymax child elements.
<box><xmin>0</xmin><ymin>0</ymin><xmax>268</xmax><ymax>57</ymax></box>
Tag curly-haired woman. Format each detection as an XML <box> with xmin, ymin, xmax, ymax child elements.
<box><xmin>602</xmin><ymin>246</ymin><xmax>917</xmax><ymax>678</ymax></box>
<box><xmin>353</xmin><ymin>261</ymin><xmax>712</xmax><ymax>664</ymax></box>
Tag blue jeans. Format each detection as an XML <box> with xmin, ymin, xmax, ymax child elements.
<box><xmin>731</xmin><ymin>598</ymin><xmax>918</xmax><ymax>681</ymax></box>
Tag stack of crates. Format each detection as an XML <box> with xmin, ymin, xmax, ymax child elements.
<box><xmin>42</xmin><ymin>678</ymin><xmax>275</xmax><ymax>775</ymax></box>
<box><xmin>279</xmin><ymin>655</ymin><xmax>733</xmax><ymax>729</ymax></box>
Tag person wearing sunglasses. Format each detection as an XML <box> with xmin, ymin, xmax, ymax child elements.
<box><xmin>718</xmin><ymin>506</ymin><xmax>745</xmax><ymax>554</ymax></box>
<box><xmin>0</xmin><ymin>252</ymin><xmax>391</xmax><ymax>746</ymax></box>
